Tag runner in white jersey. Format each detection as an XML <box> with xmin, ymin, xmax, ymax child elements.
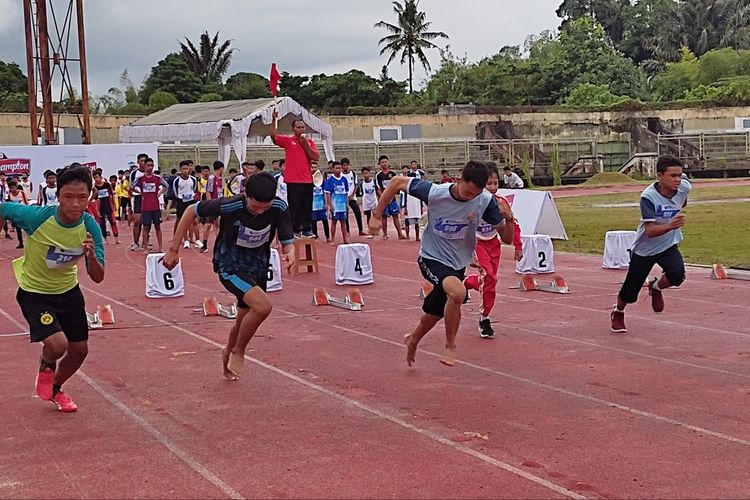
<box><xmin>128</xmin><ymin>154</ymin><xmax>148</xmax><ymax>250</ymax></box>
<box><xmin>359</xmin><ymin>167</ymin><xmax>377</xmax><ymax>239</ymax></box>
<box><xmin>341</xmin><ymin>158</ymin><xmax>365</xmax><ymax>236</ymax></box>
<box><xmin>172</xmin><ymin>160</ymin><xmax>199</xmax><ymax>247</ymax></box>
<box><xmin>38</xmin><ymin>170</ymin><xmax>59</xmax><ymax>206</ymax></box>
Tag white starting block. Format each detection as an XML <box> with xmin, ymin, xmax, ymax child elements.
<box><xmin>313</xmin><ymin>287</ymin><xmax>364</xmax><ymax>311</ymax></box>
<box><xmin>86</xmin><ymin>304</ymin><xmax>115</xmax><ymax>329</ymax></box>
<box><xmin>202</xmin><ymin>297</ymin><xmax>238</xmax><ymax>319</ymax></box>
<box><xmin>603</xmin><ymin>230</ymin><xmax>636</xmax><ymax>269</ymax></box>
<box><xmin>516</xmin><ymin>234</ymin><xmax>555</xmax><ymax>274</ymax></box>
<box><xmin>514</xmin><ymin>274</ymin><xmax>570</xmax><ymax>294</ymax></box>
<box><xmin>711</xmin><ymin>263</ymin><xmax>750</xmax><ymax>281</ymax></box>
<box><xmin>335</xmin><ymin>243</ymin><xmax>374</xmax><ymax>285</ymax></box>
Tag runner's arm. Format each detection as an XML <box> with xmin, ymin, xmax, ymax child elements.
<box><xmin>83</xmin><ymin>214</ymin><xmax>106</xmax><ymax>283</ymax></box>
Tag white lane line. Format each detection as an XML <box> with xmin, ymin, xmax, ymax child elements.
<box><xmin>81</xmin><ymin>285</ymin><xmax>586</xmax><ymax>500</ymax></box>
<box><xmin>76</xmin><ymin>371</ymin><xmax>244</xmax><ymax>500</ymax></box>
<box><xmin>0</xmin><ymin>305</ymin><xmax>243</xmax><ymax>500</ymax></box>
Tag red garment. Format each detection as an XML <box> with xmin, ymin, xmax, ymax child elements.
<box><xmin>465</xmin><ymin>220</ymin><xmax>522</xmax><ymax>317</ymax></box>
<box><xmin>273</xmin><ymin>134</ymin><xmax>317</xmax><ymax>184</ymax></box>
<box><xmin>269</xmin><ymin>63</ymin><xmax>281</xmax><ymax>96</ymax></box>
<box><xmin>87</xmin><ymin>199</ymin><xmax>100</xmax><ymax>223</ymax></box>
<box><xmin>134</xmin><ymin>174</ymin><xmax>163</xmax><ymax>211</ymax></box>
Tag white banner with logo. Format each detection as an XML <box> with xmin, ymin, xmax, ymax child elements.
<box><xmin>0</xmin><ymin>143</ymin><xmax>158</xmax><ymax>194</ymax></box>
<box><xmin>498</xmin><ymin>189</ymin><xmax>568</xmax><ymax>240</ymax></box>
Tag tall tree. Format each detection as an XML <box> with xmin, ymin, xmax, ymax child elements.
<box><xmin>179</xmin><ymin>31</ymin><xmax>235</xmax><ymax>84</ymax></box>
<box><xmin>375</xmin><ymin>0</ymin><xmax>449</xmax><ymax>93</ymax></box>
<box><xmin>141</xmin><ymin>53</ymin><xmax>205</xmax><ymax>104</ymax></box>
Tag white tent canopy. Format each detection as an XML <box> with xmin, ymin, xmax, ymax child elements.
<box><xmin>119</xmin><ymin>97</ymin><xmax>334</xmax><ymax>164</ymax></box>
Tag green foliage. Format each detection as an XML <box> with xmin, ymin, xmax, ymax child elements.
<box><xmin>278</xmin><ymin>70</ymin><xmax>406</xmax><ymax>109</ymax></box>
<box><xmin>179</xmin><ymin>31</ymin><xmax>235</xmax><ymax>84</ymax></box>
<box><xmin>564</xmin><ymin>83</ymin><xmax>626</xmax><ymax>106</ymax></box>
<box><xmin>520</xmin><ymin>155</ymin><xmax>534</xmax><ymax>188</ymax></box>
<box><xmin>375</xmin><ymin>0</ymin><xmax>449</xmax><ymax>92</ymax></box>
<box><xmin>140</xmin><ymin>53</ymin><xmax>204</xmax><ymax>104</ymax></box>
<box><xmin>0</xmin><ymin>61</ymin><xmax>30</xmax><ymax>112</ymax></box>
<box><xmin>651</xmin><ymin>47</ymin><xmax>699</xmax><ymax>101</ymax></box>
<box><xmin>686</xmin><ymin>76</ymin><xmax>750</xmax><ymax>105</ymax></box>
<box><xmin>148</xmin><ymin>91</ymin><xmax>179</xmax><ymax>110</ymax></box>
<box><xmin>1</xmin><ymin>92</ymin><xmax>28</xmax><ymax>112</ymax></box>
<box><xmin>223</xmin><ymin>72</ymin><xmax>271</xmax><ymax>100</ymax></box>
<box><xmin>198</xmin><ymin>92</ymin><xmax>224</xmax><ymax>102</ymax></box>
<box><xmin>551</xmin><ymin>150</ymin><xmax>562</xmax><ymax>186</ymax></box>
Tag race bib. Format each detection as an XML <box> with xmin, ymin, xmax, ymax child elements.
<box><xmin>45</xmin><ymin>246</ymin><xmax>84</xmax><ymax>269</ymax></box>
<box><xmin>236</xmin><ymin>225</ymin><xmax>271</xmax><ymax>249</ymax></box>
<box><xmin>98</xmin><ymin>188</ymin><xmax>109</xmax><ymax>198</ymax></box>
<box><xmin>434</xmin><ymin>218</ymin><xmax>470</xmax><ymax>240</ymax></box>
<box><xmin>181</xmin><ymin>193</ymin><xmax>194</xmax><ymax>202</ymax></box>
<box><xmin>333</xmin><ymin>195</ymin><xmax>347</xmax><ymax>213</ymax></box>
<box><xmin>142</xmin><ymin>183</ymin><xmax>157</xmax><ymax>193</ymax></box>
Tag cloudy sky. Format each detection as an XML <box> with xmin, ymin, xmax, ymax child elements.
<box><xmin>0</xmin><ymin>0</ymin><xmax>561</xmax><ymax>96</ymax></box>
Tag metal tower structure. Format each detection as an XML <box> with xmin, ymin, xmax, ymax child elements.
<box><xmin>22</xmin><ymin>0</ymin><xmax>91</xmax><ymax>145</ymax></box>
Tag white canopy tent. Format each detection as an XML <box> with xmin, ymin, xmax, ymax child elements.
<box><xmin>119</xmin><ymin>97</ymin><xmax>334</xmax><ymax>163</ymax></box>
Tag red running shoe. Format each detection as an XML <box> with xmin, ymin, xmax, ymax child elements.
<box><xmin>51</xmin><ymin>391</ymin><xmax>78</xmax><ymax>412</ymax></box>
<box><xmin>35</xmin><ymin>365</ymin><xmax>55</xmax><ymax>401</ymax></box>
<box><xmin>611</xmin><ymin>309</ymin><xmax>627</xmax><ymax>333</ymax></box>
<box><xmin>648</xmin><ymin>277</ymin><xmax>664</xmax><ymax>313</ymax></box>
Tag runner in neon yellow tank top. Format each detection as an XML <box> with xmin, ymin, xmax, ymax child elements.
<box><xmin>0</xmin><ymin>166</ymin><xmax>105</xmax><ymax>412</ymax></box>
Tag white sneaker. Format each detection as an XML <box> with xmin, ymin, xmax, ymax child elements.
<box><xmin>193</xmin><ymin>241</ymin><xmax>202</xmax><ymax>249</ymax></box>
<box><xmin>183</xmin><ymin>240</ymin><xmax>190</xmax><ymax>248</ymax></box>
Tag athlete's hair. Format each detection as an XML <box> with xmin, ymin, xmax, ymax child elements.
<box><xmin>341</xmin><ymin>157</ymin><xmax>350</xmax><ymax>165</ymax></box>
<box><xmin>244</xmin><ymin>172</ymin><xmax>277</xmax><ymax>202</ymax></box>
<box><xmin>45</xmin><ymin>170</ymin><xmax>56</xmax><ymax>179</ymax></box>
<box><xmin>137</xmin><ymin>153</ymin><xmax>148</xmax><ymax>161</ymax></box>
<box><xmin>228</xmin><ymin>167</ymin><xmax>237</xmax><ymax>174</ymax></box>
<box><xmin>7</xmin><ymin>179</ymin><xmax>18</xmax><ymax>188</ymax></box>
<box><xmin>361</xmin><ymin>166</ymin><xmax>371</xmax><ymax>173</ymax></box>
<box><xmin>279</xmin><ymin>159</ymin><xmax>285</xmax><ymax>168</ymax></box>
<box><xmin>254</xmin><ymin>159</ymin><xmax>265</xmax><ymax>170</ymax></box>
<box><xmin>486</xmin><ymin>162</ymin><xmax>500</xmax><ymax>178</ymax></box>
<box><xmin>170</xmin><ymin>168</ymin><xmax>177</xmax><ymax>175</ymax></box>
<box><xmin>378</xmin><ymin>155</ymin><xmax>389</xmax><ymax>162</ymax></box>
<box><xmin>241</xmin><ymin>161</ymin><xmax>252</xmax><ymax>167</ymax></box>
<box><xmin>179</xmin><ymin>160</ymin><xmax>191</xmax><ymax>168</ymax></box>
<box><xmin>291</xmin><ymin>118</ymin><xmax>304</xmax><ymax>127</ymax></box>
<box><xmin>144</xmin><ymin>158</ymin><xmax>154</xmax><ymax>165</ymax></box>
<box><xmin>92</xmin><ymin>170</ymin><xmax>102</xmax><ymax>178</ymax></box>
<box><xmin>117</xmin><ymin>169</ymin><xmax>124</xmax><ymax>175</ymax></box>
<box><xmin>213</xmin><ymin>160</ymin><xmax>224</xmax><ymax>171</ymax></box>
<box><xmin>503</xmin><ymin>166</ymin><xmax>511</xmax><ymax>172</ymax></box>
<box><xmin>332</xmin><ymin>161</ymin><xmax>342</xmax><ymax>168</ymax></box>
<box><xmin>57</xmin><ymin>166</ymin><xmax>93</xmax><ymax>192</ymax></box>
<box><xmin>656</xmin><ymin>155</ymin><xmax>683</xmax><ymax>173</ymax></box>
<box><xmin>461</xmin><ymin>160</ymin><xmax>491</xmax><ymax>189</ymax></box>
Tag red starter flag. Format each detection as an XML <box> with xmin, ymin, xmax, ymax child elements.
<box><xmin>269</xmin><ymin>63</ymin><xmax>281</xmax><ymax>97</ymax></box>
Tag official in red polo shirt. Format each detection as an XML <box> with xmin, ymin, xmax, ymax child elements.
<box><xmin>270</xmin><ymin>110</ymin><xmax>320</xmax><ymax>237</ymax></box>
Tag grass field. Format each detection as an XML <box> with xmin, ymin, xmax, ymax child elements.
<box><xmin>554</xmin><ymin>186</ymin><xmax>750</xmax><ymax>266</ymax></box>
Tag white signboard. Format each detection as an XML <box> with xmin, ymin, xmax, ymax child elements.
<box><xmin>0</xmin><ymin>143</ymin><xmax>158</xmax><ymax>196</ymax></box>
<box><xmin>498</xmin><ymin>189</ymin><xmax>568</xmax><ymax>240</ymax></box>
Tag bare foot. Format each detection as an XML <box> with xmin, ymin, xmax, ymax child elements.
<box><xmin>227</xmin><ymin>350</ymin><xmax>244</xmax><ymax>377</ymax></box>
<box><xmin>404</xmin><ymin>333</ymin><xmax>418</xmax><ymax>367</ymax></box>
<box><xmin>439</xmin><ymin>346</ymin><xmax>456</xmax><ymax>367</ymax></box>
<box><xmin>382</xmin><ymin>234</ymin><xmax>389</xmax><ymax>240</ymax></box>
<box><xmin>398</xmin><ymin>235</ymin><xmax>408</xmax><ymax>240</ymax></box>
<box><xmin>222</xmin><ymin>348</ymin><xmax>239</xmax><ymax>381</ymax></box>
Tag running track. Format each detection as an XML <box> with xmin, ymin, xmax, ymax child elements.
<box><xmin>1</xmin><ymin>230</ymin><xmax>749</xmax><ymax>498</ymax></box>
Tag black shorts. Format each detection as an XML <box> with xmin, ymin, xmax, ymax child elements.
<box><xmin>175</xmin><ymin>199</ymin><xmax>196</xmax><ymax>219</ymax></box>
<box><xmin>418</xmin><ymin>256</ymin><xmax>466</xmax><ymax>318</ymax></box>
<box><xmin>618</xmin><ymin>244</ymin><xmax>686</xmax><ymax>304</ymax></box>
<box><xmin>218</xmin><ymin>271</ymin><xmax>267</xmax><ymax>309</ymax></box>
<box><xmin>132</xmin><ymin>196</ymin><xmax>142</xmax><ymax>214</ymax></box>
<box><xmin>17</xmin><ymin>285</ymin><xmax>88</xmax><ymax>343</ymax></box>
<box><xmin>119</xmin><ymin>197</ymin><xmax>130</xmax><ymax>213</ymax></box>
<box><xmin>141</xmin><ymin>209</ymin><xmax>162</xmax><ymax>227</ymax></box>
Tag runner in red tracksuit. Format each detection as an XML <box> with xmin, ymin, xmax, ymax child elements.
<box><xmin>464</xmin><ymin>167</ymin><xmax>522</xmax><ymax>338</ymax></box>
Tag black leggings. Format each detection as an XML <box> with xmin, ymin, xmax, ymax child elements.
<box><xmin>313</xmin><ymin>219</ymin><xmax>330</xmax><ymax>240</ymax></box>
<box><xmin>99</xmin><ymin>203</ymin><xmax>118</xmax><ymax>238</ymax></box>
<box><xmin>345</xmin><ymin>199</ymin><xmax>363</xmax><ymax>233</ymax></box>
<box><xmin>618</xmin><ymin>245</ymin><xmax>685</xmax><ymax>304</ymax></box>
<box><xmin>286</xmin><ymin>182</ymin><xmax>313</xmax><ymax>233</ymax></box>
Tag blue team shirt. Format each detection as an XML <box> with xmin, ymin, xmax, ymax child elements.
<box><xmin>408</xmin><ymin>178</ymin><xmax>502</xmax><ymax>270</ymax></box>
<box><xmin>633</xmin><ymin>175</ymin><xmax>691</xmax><ymax>256</ymax></box>
<box><xmin>312</xmin><ymin>185</ymin><xmax>325</xmax><ymax>211</ymax></box>
<box><xmin>324</xmin><ymin>175</ymin><xmax>349</xmax><ymax>214</ymax></box>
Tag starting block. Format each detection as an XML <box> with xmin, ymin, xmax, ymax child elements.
<box><xmin>516</xmin><ymin>274</ymin><xmax>570</xmax><ymax>294</ymax></box>
<box><xmin>711</xmin><ymin>263</ymin><xmax>750</xmax><ymax>281</ymax></box>
<box><xmin>312</xmin><ymin>287</ymin><xmax>363</xmax><ymax>311</ymax></box>
<box><xmin>419</xmin><ymin>282</ymin><xmax>434</xmax><ymax>299</ymax></box>
<box><xmin>202</xmin><ymin>297</ymin><xmax>238</xmax><ymax>319</ymax></box>
<box><xmin>97</xmin><ymin>304</ymin><xmax>115</xmax><ymax>324</ymax></box>
<box><xmin>86</xmin><ymin>312</ymin><xmax>103</xmax><ymax>329</ymax></box>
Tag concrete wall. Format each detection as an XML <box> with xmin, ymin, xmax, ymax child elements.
<box><xmin>3</xmin><ymin>106</ymin><xmax>750</xmax><ymax>146</ymax></box>
<box><xmin>0</xmin><ymin>113</ymin><xmax>136</xmax><ymax>145</ymax></box>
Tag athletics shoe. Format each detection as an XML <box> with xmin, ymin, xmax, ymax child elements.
<box><xmin>610</xmin><ymin>309</ymin><xmax>627</xmax><ymax>333</ymax></box>
<box><xmin>479</xmin><ymin>319</ymin><xmax>495</xmax><ymax>339</ymax></box>
<box><xmin>648</xmin><ymin>277</ymin><xmax>664</xmax><ymax>313</ymax></box>
<box><xmin>35</xmin><ymin>365</ymin><xmax>55</xmax><ymax>401</ymax></box>
<box><xmin>51</xmin><ymin>391</ymin><xmax>78</xmax><ymax>412</ymax></box>
<box><xmin>182</xmin><ymin>240</ymin><xmax>191</xmax><ymax>248</ymax></box>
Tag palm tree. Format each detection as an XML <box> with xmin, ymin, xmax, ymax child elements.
<box><xmin>179</xmin><ymin>31</ymin><xmax>235</xmax><ymax>84</ymax></box>
<box><xmin>375</xmin><ymin>0</ymin><xmax>449</xmax><ymax>93</ymax></box>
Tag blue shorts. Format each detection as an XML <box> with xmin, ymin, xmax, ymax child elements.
<box><xmin>382</xmin><ymin>200</ymin><xmax>400</xmax><ymax>217</ymax></box>
<box><xmin>312</xmin><ymin>209</ymin><xmax>327</xmax><ymax>222</ymax></box>
<box><xmin>331</xmin><ymin>211</ymin><xmax>347</xmax><ymax>221</ymax></box>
